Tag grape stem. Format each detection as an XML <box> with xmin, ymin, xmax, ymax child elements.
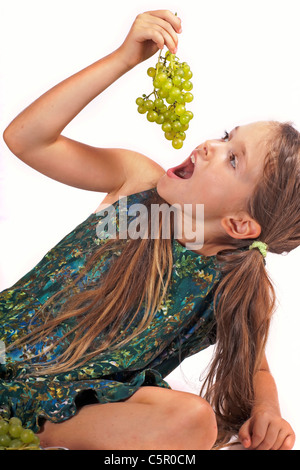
<box><xmin>155</xmin><ymin>49</ymin><xmax>163</xmax><ymax>78</ymax></box>
<box><xmin>145</xmin><ymin>90</ymin><xmax>155</xmax><ymax>99</ymax></box>
<box><xmin>170</xmin><ymin>53</ymin><xmax>175</xmax><ymax>73</ymax></box>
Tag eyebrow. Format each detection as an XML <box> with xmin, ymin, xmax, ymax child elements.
<box><xmin>230</xmin><ymin>126</ymin><xmax>248</xmax><ymax>170</ymax></box>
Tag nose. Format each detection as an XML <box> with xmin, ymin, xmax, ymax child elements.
<box><xmin>197</xmin><ymin>141</ymin><xmax>212</xmax><ymax>161</ymax></box>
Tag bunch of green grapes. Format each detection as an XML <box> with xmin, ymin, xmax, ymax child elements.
<box><xmin>0</xmin><ymin>416</ymin><xmax>41</xmax><ymax>450</ymax></box>
<box><xmin>136</xmin><ymin>49</ymin><xmax>194</xmax><ymax>150</ymax></box>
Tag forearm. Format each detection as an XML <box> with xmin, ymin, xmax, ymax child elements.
<box><xmin>3</xmin><ymin>48</ymin><xmax>132</xmax><ymax>153</ymax></box>
<box><xmin>253</xmin><ymin>368</ymin><xmax>281</xmax><ymax>415</ymax></box>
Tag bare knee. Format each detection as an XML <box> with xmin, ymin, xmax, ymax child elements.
<box><xmin>168</xmin><ymin>393</ymin><xmax>218</xmax><ymax>450</ymax></box>
<box><xmin>132</xmin><ymin>387</ymin><xmax>217</xmax><ymax>450</ymax></box>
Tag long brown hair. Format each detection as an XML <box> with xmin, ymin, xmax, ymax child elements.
<box><xmin>9</xmin><ymin>121</ymin><xmax>300</xmax><ymax>448</ymax></box>
<box><xmin>10</xmin><ymin>193</ymin><xmax>174</xmax><ymax>373</ymax></box>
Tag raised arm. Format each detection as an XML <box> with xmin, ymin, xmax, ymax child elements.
<box><xmin>3</xmin><ymin>11</ymin><xmax>181</xmax><ymax>194</ymax></box>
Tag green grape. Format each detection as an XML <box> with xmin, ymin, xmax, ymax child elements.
<box><xmin>172</xmin><ymin>120</ymin><xmax>182</xmax><ymax>132</ymax></box>
<box><xmin>147</xmin><ymin>67</ymin><xmax>156</xmax><ymax>77</ymax></box>
<box><xmin>172</xmin><ymin>75</ymin><xmax>182</xmax><ymax>87</ymax></box>
<box><xmin>20</xmin><ymin>428</ymin><xmax>35</xmax><ymax>444</ymax></box>
<box><xmin>166</xmin><ymin>96</ymin><xmax>174</xmax><ymax>105</ymax></box>
<box><xmin>0</xmin><ymin>434</ymin><xmax>11</xmax><ymax>447</ymax></box>
<box><xmin>169</xmin><ymin>111</ymin><xmax>178</xmax><ymax>121</ymax></box>
<box><xmin>9</xmin><ymin>417</ymin><xmax>22</xmax><ymax>427</ymax></box>
<box><xmin>153</xmin><ymin>78</ymin><xmax>161</xmax><ymax>89</ymax></box>
<box><xmin>144</xmin><ymin>100</ymin><xmax>154</xmax><ymax>110</ymax></box>
<box><xmin>137</xmin><ymin>105</ymin><xmax>147</xmax><ymax>114</ymax></box>
<box><xmin>147</xmin><ymin>111</ymin><xmax>158</xmax><ymax>122</ymax></box>
<box><xmin>161</xmin><ymin>79</ymin><xmax>173</xmax><ymax>92</ymax></box>
<box><xmin>176</xmin><ymin>131</ymin><xmax>186</xmax><ymax>141</ymax></box>
<box><xmin>185</xmin><ymin>110</ymin><xmax>194</xmax><ymax>120</ymax></box>
<box><xmin>157</xmin><ymin>72</ymin><xmax>168</xmax><ymax>83</ymax></box>
<box><xmin>136</xmin><ymin>48</ymin><xmax>194</xmax><ymax>149</ymax></box>
<box><xmin>182</xmin><ymin>80</ymin><xmax>193</xmax><ymax>91</ymax></box>
<box><xmin>175</xmin><ymin>68</ymin><xmax>185</xmax><ymax>78</ymax></box>
<box><xmin>9</xmin><ymin>439</ymin><xmax>23</xmax><ymax>448</ymax></box>
<box><xmin>0</xmin><ymin>420</ymin><xmax>9</xmax><ymax>435</ymax></box>
<box><xmin>162</xmin><ymin>122</ymin><xmax>172</xmax><ymax>133</ymax></box>
<box><xmin>169</xmin><ymin>87</ymin><xmax>181</xmax><ymax>101</ymax></box>
<box><xmin>9</xmin><ymin>423</ymin><xmax>22</xmax><ymax>438</ymax></box>
<box><xmin>136</xmin><ymin>97</ymin><xmax>144</xmax><ymax>106</ymax></box>
<box><xmin>176</xmin><ymin>93</ymin><xmax>185</xmax><ymax>104</ymax></box>
<box><xmin>175</xmin><ymin>104</ymin><xmax>186</xmax><ymax>116</ymax></box>
<box><xmin>183</xmin><ymin>92</ymin><xmax>194</xmax><ymax>103</ymax></box>
<box><xmin>157</xmin><ymin>88</ymin><xmax>169</xmax><ymax>99</ymax></box>
<box><xmin>181</xmin><ymin>123</ymin><xmax>189</xmax><ymax>131</ymax></box>
<box><xmin>154</xmin><ymin>98</ymin><xmax>164</xmax><ymax>108</ymax></box>
<box><xmin>163</xmin><ymin>110</ymin><xmax>172</xmax><ymax>120</ymax></box>
<box><xmin>155</xmin><ymin>114</ymin><xmax>165</xmax><ymax>124</ymax></box>
<box><xmin>184</xmin><ymin>70</ymin><xmax>193</xmax><ymax>79</ymax></box>
<box><xmin>172</xmin><ymin>138</ymin><xmax>183</xmax><ymax>149</ymax></box>
<box><xmin>165</xmin><ymin>131</ymin><xmax>175</xmax><ymax>141</ymax></box>
<box><xmin>180</xmin><ymin>114</ymin><xmax>190</xmax><ymax>125</ymax></box>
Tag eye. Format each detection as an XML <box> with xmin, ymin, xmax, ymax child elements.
<box><xmin>229</xmin><ymin>152</ymin><xmax>237</xmax><ymax>169</ymax></box>
<box><xmin>222</xmin><ymin>130</ymin><xmax>229</xmax><ymax>141</ymax></box>
<box><xmin>221</xmin><ymin>131</ymin><xmax>237</xmax><ymax>169</ymax></box>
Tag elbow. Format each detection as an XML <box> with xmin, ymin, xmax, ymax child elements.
<box><xmin>3</xmin><ymin>126</ymin><xmax>11</xmax><ymax>145</ymax></box>
<box><xmin>3</xmin><ymin>125</ymin><xmax>16</xmax><ymax>152</ymax></box>
<box><xmin>3</xmin><ymin>124</ymin><xmax>26</xmax><ymax>156</ymax></box>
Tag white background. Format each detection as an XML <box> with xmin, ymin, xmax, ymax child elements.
<box><xmin>1</xmin><ymin>0</ymin><xmax>299</xmax><ymax>449</ymax></box>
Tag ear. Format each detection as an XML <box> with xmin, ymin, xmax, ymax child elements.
<box><xmin>221</xmin><ymin>213</ymin><xmax>261</xmax><ymax>240</ymax></box>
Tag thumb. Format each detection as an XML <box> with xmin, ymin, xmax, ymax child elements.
<box><xmin>238</xmin><ymin>419</ymin><xmax>252</xmax><ymax>449</ymax></box>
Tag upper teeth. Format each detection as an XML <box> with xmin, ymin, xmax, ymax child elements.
<box><xmin>191</xmin><ymin>154</ymin><xmax>195</xmax><ymax>164</ymax></box>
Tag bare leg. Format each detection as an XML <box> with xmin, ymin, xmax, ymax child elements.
<box><xmin>38</xmin><ymin>386</ymin><xmax>217</xmax><ymax>450</ymax></box>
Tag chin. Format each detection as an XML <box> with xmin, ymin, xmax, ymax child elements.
<box><xmin>156</xmin><ymin>174</ymin><xmax>173</xmax><ymax>204</ymax></box>
<box><xmin>156</xmin><ymin>177</ymin><xmax>182</xmax><ymax>207</ymax></box>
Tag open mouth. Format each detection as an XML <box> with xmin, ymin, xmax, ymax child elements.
<box><xmin>167</xmin><ymin>153</ymin><xmax>196</xmax><ymax>179</ymax></box>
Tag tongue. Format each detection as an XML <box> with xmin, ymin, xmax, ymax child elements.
<box><xmin>175</xmin><ymin>169</ymin><xmax>193</xmax><ymax>179</ymax></box>
<box><xmin>175</xmin><ymin>161</ymin><xmax>194</xmax><ymax>179</ymax></box>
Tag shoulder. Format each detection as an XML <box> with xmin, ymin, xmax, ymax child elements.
<box><xmin>94</xmin><ymin>150</ymin><xmax>165</xmax><ymax>210</ymax></box>
<box><xmin>118</xmin><ymin>149</ymin><xmax>165</xmax><ymax>194</ymax></box>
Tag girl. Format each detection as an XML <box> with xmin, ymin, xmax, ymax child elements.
<box><xmin>1</xmin><ymin>10</ymin><xmax>298</xmax><ymax>450</ymax></box>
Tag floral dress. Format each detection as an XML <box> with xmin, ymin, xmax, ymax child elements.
<box><xmin>0</xmin><ymin>188</ymin><xmax>221</xmax><ymax>432</ymax></box>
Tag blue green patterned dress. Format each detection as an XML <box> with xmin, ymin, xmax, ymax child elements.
<box><xmin>0</xmin><ymin>188</ymin><xmax>221</xmax><ymax>432</ymax></box>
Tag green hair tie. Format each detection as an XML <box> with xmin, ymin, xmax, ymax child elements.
<box><xmin>249</xmin><ymin>241</ymin><xmax>268</xmax><ymax>258</ymax></box>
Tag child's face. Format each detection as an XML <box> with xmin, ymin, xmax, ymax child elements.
<box><xmin>157</xmin><ymin>121</ymin><xmax>273</xmax><ymax>242</ymax></box>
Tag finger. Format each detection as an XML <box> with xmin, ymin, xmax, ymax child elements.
<box><xmin>250</xmin><ymin>418</ymin><xmax>269</xmax><ymax>449</ymax></box>
<box><xmin>145</xmin><ymin>16</ymin><xmax>179</xmax><ymax>51</ymax></box>
<box><xmin>148</xmin><ymin>10</ymin><xmax>182</xmax><ymax>33</ymax></box>
<box><xmin>278</xmin><ymin>433</ymin><xmax>296</xmax><ymax>450</ymax></box>
<box><xmin>147</xmin><ymin>23</ymin><xmax>178</xmax><ymax>53</ymax></box>
<box><xmin>138</xmin><ymin>27</ymin><xmax>165</xmax><ymax>50</ymax></box>
<box><xmin>271</xmin><ymin>429</ymin><xmax>290</xmax><ymax>450</ymax></box>
<box><xmin>238</xmin><ymin>420</ymin><xmax>252</xmax><ymax>449</ymax></box>
<box><xmin>255</xmin><ymin>422</ymin><xmax>279</xmax><ymax>450</ymax></box>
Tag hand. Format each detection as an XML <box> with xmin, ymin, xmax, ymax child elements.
<box><xmin>238</xmin><ymin>406</ymin><xmax>296</xmax><ymax>450</ymax></box>
<box><xmin>117</xmin><ymin>10</ymin><xmax>182</xmax><ymax>69</ymax></box>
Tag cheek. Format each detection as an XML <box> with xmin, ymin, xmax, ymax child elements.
<box><xmin>193</xmin><ymin>173</ymin><xmax>240</xmax><ymax>215</ymax></box>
